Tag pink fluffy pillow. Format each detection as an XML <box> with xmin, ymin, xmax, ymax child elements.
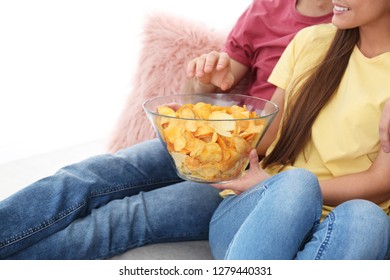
<box><xmin>107</xmin><ymin>13</ymin><xmax>228</xmax><ymax>152</ymax></box>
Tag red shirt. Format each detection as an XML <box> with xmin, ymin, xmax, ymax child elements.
<box><xmin>223</xmin><ymin>0</ymin><xmax>332</xmax><ymax>100</ymax></box>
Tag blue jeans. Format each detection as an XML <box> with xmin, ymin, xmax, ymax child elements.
<box><xmin>209</xmin><ymin>169</ymin><xmax>390</xmax><ymax>260</ymax></box>
<box><xmin>0</xmin><ymin>139</ymin><xmax>222</xmax><ymax>259</ymax></box>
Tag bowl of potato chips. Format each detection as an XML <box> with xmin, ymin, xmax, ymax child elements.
<box><xmin>143</xmin><ymin>93</ymin><xmax>279</xmax><ymax>183</ymax></box>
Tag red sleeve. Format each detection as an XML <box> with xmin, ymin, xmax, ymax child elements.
<box><xmin>222</xmin><ymin>3</ymin><xmax>254</xmax><ymax>67</ymax></box>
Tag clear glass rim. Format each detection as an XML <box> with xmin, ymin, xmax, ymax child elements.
<box><xmin>142</xmin><ymin>93</ymin><xmax>279</xmax><ymax>121</ymax></box>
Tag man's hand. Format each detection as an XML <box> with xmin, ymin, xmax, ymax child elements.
<box><xmin>186</xmin><ymin>51</ymin><xmax>235</xmax><ymax>91</ymax></box>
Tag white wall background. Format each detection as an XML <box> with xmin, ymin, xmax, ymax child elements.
<box><xmin>0</xmin><ymin>0</ymin><xmax>252</xmax><ymax>164</ymax></box>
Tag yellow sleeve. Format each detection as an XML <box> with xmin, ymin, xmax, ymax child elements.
<box><xmin>268</xmin><ymin>24</ymin><xmax>336</xmax><ymax>91</ymax></box>
<box><xmin>267</xmin><ymin>33</ymin><xmax>298</xmax><ymax>91</ymax></box>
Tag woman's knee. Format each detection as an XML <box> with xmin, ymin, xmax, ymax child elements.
<box><xmin>323</xmin><ymin>200</ymin><xmax>390</xmax><ymax>259</ymax></box>
<box><xmin>271</xmin><ymin>168</ymin><xmax>322</xmax><ymax>208</ymax></box>
<box><xmin>334</xmin><ymin>199</ymin><xmax>389</xmax><ymax>232</ymax></box>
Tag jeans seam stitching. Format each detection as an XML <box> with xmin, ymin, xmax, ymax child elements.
<box><xmin>1</xmin><ymin>178</ymin><xmax>182</xmax><ymax>253</ymax></box>
<box><xmin>89</xmin><ymin>179</ymin><xmax>182</xmax><ymax>197</ymax></box>
<box><xmin>210</xmin><ymin>184</ymin><xmax>267</xmax><ymax>224</ymax></box>
<box><xmin>0</xmin><ymin>201</ymin><xmax>86</xmax><ymax>250</ymax></box>
<box><xmin>314</xmin><ymin>212</ymin><xmax>335</xmax><ymax>260</ymax></box>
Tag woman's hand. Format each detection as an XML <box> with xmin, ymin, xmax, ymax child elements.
<box><xmin>379</xmin><ymin>99</ymin><xmax>390</xmax><ymax>153</ymax></box>
<box><xmin>212</xmin><ymin>149</ymin><xmax>271</xmax><ymax>195</ymax></box>
<box><xmin>186</xmin><ymin>51</ymin><xmax>235</xmax><ymax>91</ymax></box>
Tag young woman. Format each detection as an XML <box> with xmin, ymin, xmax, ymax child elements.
<box><xmin>0</xmin><ymin>0</ymin><xmax>335</xmax><ymax>260</ymax></box>
<box><xmin>207</xmin><ymin>1</ymin><xmax>390</xmax><ymax>259</ymax></box>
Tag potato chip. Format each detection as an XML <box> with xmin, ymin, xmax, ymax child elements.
<box><xmin>233</xmin><ymin>114</ymin><xmax>251</xmax><ymax>133</ymax></box>
<box><xmin>230</xmin><ymin>104</ymin><xmax>248</xmax><ymax>114</ymax></box>
<box><xmin>171</xmin><ymin>152</ymin><xmax>187</xmax><ymax>168</ymax></box>
<box><xmin>211</xmin><ymin>132</ymin><xmax>218</xmax><ymax>143</ymax></box>
<box><xmin>157</xmin><ymin>106</ymin><xmax>176</xmax><ymax>126</ymax></box>
<box><xmin>178</xmin><ymin>105</ymin><xmax>195</xmax><ymax>119</ymax></box>
<box><xmin>198</xmin><ymin>143</ymin><xmax>222</xmax><ymax>164</ymax></box>
<box><xmin>233</xmin><ymin>136</ymin><xmax>250</xmax><ymax>154</ymax></box>
<box><xmin>208</xmin><ymin>111</ymin><xmax>235</xmax><ymax>137</ymax></box>
<box><xmin>184</xmin><ymin>131</ymin><xmax>205</xmax><ymax>157</ymax></box>
<box><xmin>200</xmin><ymin>165</ymin><xmax>220</xmax><ymax>178</ymax></box>
<box><xmin>239</xmin><ymin>121</ymin><xmax>265</xmax><ymax>138</ymax></box>
<box><xmin>164</xmin><ymin>126</ymin><xmax>186</xmax><ymax>151</ymax></box>
<box><xmin>184</xmin><ymin>120</ymin><xmax>198</xmax><ymax>132</ymax></box>
<box><xmin>157</xmin><ymin>106</ymin><xmax>176</xmax><ymax>117</ymax></box>
<box><xmin>193</xmin><ymin>102</ymin><xmax>212</xmax><ymax>119</ymax></box>
<box><xmin>155</xmin><ymin>101</ymin><xmax>265</xmax><ymax>182</ymax></box>
<box><xmin>194</xmin><ymin>125</ymin><xmax>215</xmax><ymax>138</ymax></box>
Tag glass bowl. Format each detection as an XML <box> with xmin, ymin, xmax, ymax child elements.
<box><xmin>143</xmin><ymin>93</ymin><xmax>279</xmax><ymax>183</ymax></box>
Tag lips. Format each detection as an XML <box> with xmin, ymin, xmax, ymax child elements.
<box><xmin>333</xmin><ymin>2</ymin><xmax>351</xmax><ymax>13</ymax></box>
<box><xmin>334</xmin><ymin>5</ymin><xmax>350</xmax><ymax>12</ymax></box>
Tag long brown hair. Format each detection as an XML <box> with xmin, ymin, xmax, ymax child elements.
<box><xmin>262</xmin><ymin>27</ymin><xmax>360</xmax><ymax>169</ymax></box>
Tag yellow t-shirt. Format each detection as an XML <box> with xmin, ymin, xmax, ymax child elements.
<box><xmin>267</xmin><ymin>23</ymin><xmax>390</xmax><ymax>218</ymax></box>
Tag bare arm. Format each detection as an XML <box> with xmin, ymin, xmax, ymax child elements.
<box><xmin>262</xmin><ymin>90</ymin><xmax>390</xmax><ymax>206</ymax></box>
<box><xmin>321</xmin><ymin>148</ymin><xmax>390</xmax><ymax>206</ymax></box>
<box><xmin>257</xmin><ymin>87</ymin><xmax>285</xmax><ymax>156</ymax></box>
<box><xmin>183</xmin><ymin>51</ymin><xmax>249</xmax><ymax>93</ymax></box>
<box><xmin>380</xmin><ymin>99</ymin><xmax>390</xmax><ymax>153</ymax></box>
<box><xmin>213</xmin><ymin>87</ymin><xmax>390</xmax><ymax>206</ymax></box>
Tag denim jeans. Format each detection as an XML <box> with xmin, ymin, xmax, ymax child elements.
<box><xmin>2</xmin><ymin>141</ymin><xmax>389</xmax><ymax>260</ymax></box>
<box><xmin>0</xmin><ymin>139</ymin><xmax>222</xmax><ymax>259</ymax></box>
<box><xmin>209</xmin><ymin>169</ymin><xmax>390</xmax><ymax>260</ymax></box>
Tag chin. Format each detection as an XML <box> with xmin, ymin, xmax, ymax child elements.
<box><xmin>332</xmin><ymin>18</ymin><xmax>352</xmax><ymax>30</ymax></box>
